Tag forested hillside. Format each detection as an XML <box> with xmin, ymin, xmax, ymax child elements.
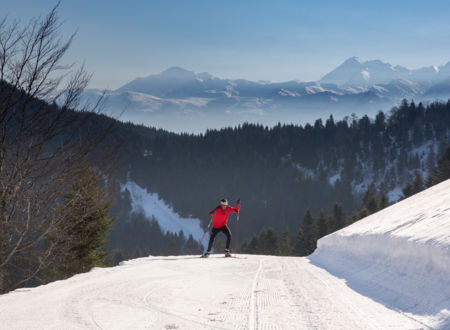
<box><xmin>105</xmin><ymin>99</ymin><xmax>450</xmax><ymax>259</ymax></box>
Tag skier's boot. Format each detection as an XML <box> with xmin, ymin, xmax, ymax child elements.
<box><xmin>201</xmin><ymin>251</ymin><xmax>210</xmax><ymax>258</ymax></box>
<box><xmin>224</xmin><ymin>249</ymin><xmax>231</xmax><ymax>258</ymax></box>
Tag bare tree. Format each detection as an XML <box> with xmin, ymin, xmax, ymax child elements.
<box><xmin>0</xmin><ymin>4</ymin><xmax>118</xmax><ymax>293</ymax></box>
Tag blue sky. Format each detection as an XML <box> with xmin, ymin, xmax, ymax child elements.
<box><xmin>4</xmin><ymin>0</ymin><xmax>450</xmax><ymax>89</ymax></box>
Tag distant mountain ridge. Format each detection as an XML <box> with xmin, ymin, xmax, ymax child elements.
<box><xmin>83</xmin><ymin>58</ymin><xmax>450</xmax><ymax>132</ymax></box>
<box><xmin>320</xmin><ymin>56</ymin><xmax>450</xmax><ymax>87</ymax></box>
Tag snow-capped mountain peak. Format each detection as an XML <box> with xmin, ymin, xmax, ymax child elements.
<box><xmin>342</xmin><ymin>56</ymin><xmax>362</xmax><ymax>65</ymax></box>
<box><xmin>320</xmin><ymin>57</ymin><xmax>446</xmax><ymax>87</ymax></box>
<box><xmin>157</xmin><ymin>66</ymin><xmax>198</xmax><ymax>79</ymax></box>
<box><xmin>321</xmin><ymin>57</ymin><xmax>405</xmax><ymax>86</ymax></box>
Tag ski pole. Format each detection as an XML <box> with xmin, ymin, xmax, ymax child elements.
<box><xmin>198</xmin><ymin>216</ymin><xmax>213</xmax><ymax>252</ymax></box>
<box><xmin>235</xmin><ymin>211</ymin><xmax>239</xmax><ymax>253</ymax></box>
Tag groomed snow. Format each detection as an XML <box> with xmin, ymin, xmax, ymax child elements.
<box><xmin>1</xmin><ymin>180</ymin><xmax>449</xmax><ymax>329</ymax></box>
<box><xmin>0</xmin><ymin>255</ymin><xmax>427</xmax><ymax>329</ymax></box>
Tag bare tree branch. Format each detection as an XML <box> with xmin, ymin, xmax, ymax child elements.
<box><xmin>0</xmin><ymin>3</ymin><xmax>121</xmax><ymax>293</ymax></box>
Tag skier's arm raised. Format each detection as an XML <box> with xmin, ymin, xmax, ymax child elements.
<box><xmin>230</xmin><ymin>199</ymin><xmax>241</xmax><ymax>213</ymax></box>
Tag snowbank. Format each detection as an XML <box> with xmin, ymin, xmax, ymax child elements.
<box><xmin>121</xmin><ymin>181</ymin><xmax>205</xmax><ymax>241</ymax></box>
<box><xmin>310</xmin><ymin>178</ymin><xmax>450</xmax><ymax>328</ymax></box>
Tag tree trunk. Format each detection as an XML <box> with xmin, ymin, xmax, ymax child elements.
<box><xmin>0</xmin><ymin>267</ymin><xmax>5</xmax><ymax>294</ymax></box>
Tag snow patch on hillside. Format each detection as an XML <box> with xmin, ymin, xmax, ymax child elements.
<box><xmin>329</xmin><ymin>172</ymin><xmax>341</xmax><ymax>185</ymax></box>
<box><xmin>361</xmin><ymin>70</ymin><xmax>370</xmax><ymax>81</ymax></box>
<box><xmin>121</xmin><ymin>181</ymin><xmax>205</xmax><ymax>242</ymax></box>
<box><xmin>310</xmin><ymin>178</ymin><xmax>450</xmax><ymax>329</ymax></box>
<box><xmin>387</xmin><ymin>186</ymin><xmax>402</xmax><ymax>201</ymax></box>
<box><xmin>296</xmin><ymin>164</ymin><xmax>316</xmax><ymax>178</ymax></box>
<box><xmin>278</xmin><ymin>89</ymin><xmax>300</xmax><ymax>97</ymax></box>
<box><xmin>305</xmin><ymin>84</ymin><xmax>326</xmax><ymax>94</ymax></box>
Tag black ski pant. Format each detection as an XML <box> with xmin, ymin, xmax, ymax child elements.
<box><xmin>207</xmin><ymin>225</ymin><xmax>231</xmax><ymax>252</ymax></box>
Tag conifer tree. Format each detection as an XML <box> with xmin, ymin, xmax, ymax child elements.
<box><xmin>296</xmin><ymin>209</ymin><xmax>317</xmax><ymax>256</ymax></box>
<box><xmin>133</xmin><ymin>246</ymin><xmax>145</xmax><ymax>259</ymax></box>
<box><xmin>279</xmin><ymin>228</ymin><xmax>293</xmax><ymax>256</ymax></box>
<box><xmin>366</xmin><ymin>195</ymin><xmax>379</xmax><ymax>214</ymax></box>
<box><xmin>242</xmin><ymin>235</ymin><xmax>259</xmax><ymax>254</ymax></box>
<box><xmin>258</xmin><ymin>228</ymin><xmax>279</xmax><ymax>255</ymax></box>
<box><xmin>379</xmin><ymin>192</ymin><xmax>389</xmax><ymax>209</ymax></box>
<box><xmin>428</xmin><ymin>146</ymin><xmax>450</xmax><ymax>186</ymax></box>
<box><xmin>293</xmin><ymin>227</ymin><xmax>306</xmax><ymax>256</ymax></box>
<box><xmin>358</xmin><ymin>207</ymin><xmax>370</xmax><ymax>220</ymax></box>
<box><xmin>110</xmin><ymin>249</ymin><xmax>126</xmax><ymax>266</ymax></box>
<box><xmin>50</xmin><ymin>166</ymin><xmax>114</xmax><ymax>279</ymax></box>
<box><xmin>350</xmin><ymin>210</ymin><xmax>360</xmax><ymax>223</ymax></box>
<box><xmin>402</xmin><ymin>172</ymin><xmax>425</xmax><ymax>198</ymax></box>
<box><xmin>401</xmin><ymin>182</ymin><xmax>414</xmax><ymax>199</ymax></box>
<box><xmin>426</xmin><ymin>146</ymin><xmax>436</xmax><ymax>173</ymax></box>
<box><xmin>412</xmin><ymin>172</ymin><xmax>425</xmax><ymax>193</ymax></box>
<box><xmin>331</xmin><ymin>203</ymin><xmax>346</xmax><ymax>231</ymax></box>
<box><xmin>240</xmin><ymin>240</ymin><xmax>249</xmax><ymax>253</ymax></box>
<box><xmin>166</xmin><ymin>239</ymin><xmax>181</xmax><ymax>256</ymax></box>
<box><xmin>317</xmin><ymin>210</ymin><xmax>330</xmax><ymax>239</ymax></box>
<box><xmin>362</xmin><ymin>187</ymin><xmax>378</xmax><ymax>214</ymax></box>
<box><xmin>184</xmin><ymin>235</ymin><xmax>198</xmax><ymax>255</ymax></box>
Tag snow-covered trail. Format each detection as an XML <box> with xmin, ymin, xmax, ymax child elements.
<box><xmin>0</xmin><ymin>254</ymin><xmax>424</xmax><ymax>330</ymax></box>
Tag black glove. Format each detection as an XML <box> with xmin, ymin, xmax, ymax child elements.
<box><xmin>237</xmin><ymin>198</ymin><xmax>241</xmax><ymax>204</ymax></box>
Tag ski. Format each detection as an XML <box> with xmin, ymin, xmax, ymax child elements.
<box><xmin>200</xmin><ymin>255</ymin><xmax>247</xmax><ymax>259</ymax></box>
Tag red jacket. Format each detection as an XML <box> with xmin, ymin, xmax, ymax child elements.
<box><xmin>209</xmin><ymin>204</ymin><xmax>241</xmax><ymax>228</ymax></box>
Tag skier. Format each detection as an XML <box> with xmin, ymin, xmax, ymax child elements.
<box><xmin>202</xmin><ymin>198</ymin><xmax>241</xmax><ymax>258</ymax></box>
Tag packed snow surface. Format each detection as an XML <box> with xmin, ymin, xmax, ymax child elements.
<box><xmin>1</xmin><ymin>179</ymin><xmax>449</xmax><ymax>329</ymax></box>
<box><xmin>0</xmin><ymin>255</ymin><xmax>428</xmax><ymax>329</ymax></box>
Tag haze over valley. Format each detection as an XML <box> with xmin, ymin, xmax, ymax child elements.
<box><xmin>83</xmin><ymin>57</ymin><xmax>450</xmax><ymax>132</ymax></box>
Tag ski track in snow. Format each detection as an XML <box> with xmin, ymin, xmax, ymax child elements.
<box><xmin>0</xmin><ymin>255</ymin><xmax>428</xmax><ymax>330</ymax></box>
<box><xmin>248</xmin><ymin>258</ymin><xmax>262</xmax><ymax>330</ymax></box>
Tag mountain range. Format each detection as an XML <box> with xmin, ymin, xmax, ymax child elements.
<box><xmin>83</xmin><ymin>57</ymin><xmax>450</xmax><ymax>133</ymax></box>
